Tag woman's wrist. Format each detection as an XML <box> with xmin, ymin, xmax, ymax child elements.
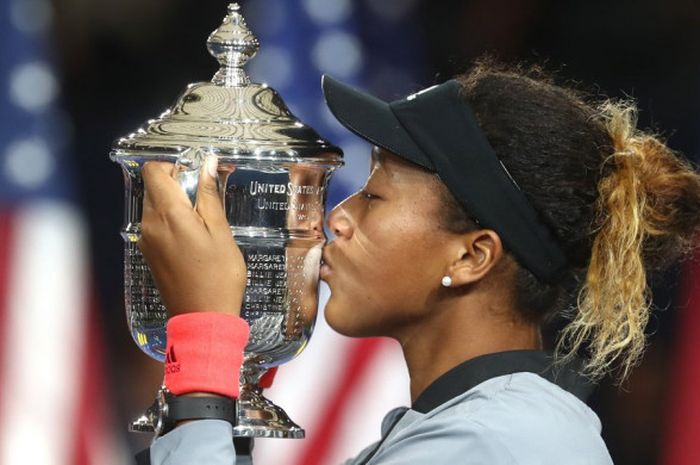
<box><xmin>164</xmin><ymin>312</ymin><xmax>249</xmax><ymax>398</ymax></box>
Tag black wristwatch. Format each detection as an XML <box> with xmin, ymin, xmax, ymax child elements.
<box><xmin>153</xmin><ymin>386</ymin><xmax>238</xmax><ymax>437</ymax></box>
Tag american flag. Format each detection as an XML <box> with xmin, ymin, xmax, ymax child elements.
<box><xmin>0</xmin><ymin>0</ymin><xmax>122</xmax><ymax>463</ymax></box>
<box><xmin>243</xmin><ymin>1</ymin><xmax>428</xmax><ymax>464</ymax></box>
<box><xmin>662</xmin><ymin>244</ymin><xmax>700</xmax><ymax>465</ymax></box>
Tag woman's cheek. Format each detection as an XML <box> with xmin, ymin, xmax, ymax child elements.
<box><xmin>323</xmin><ymin>282</ymin><xmax>384</xmax><ymax>337</ymax></box>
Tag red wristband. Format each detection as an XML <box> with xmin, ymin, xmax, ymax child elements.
<box><xmin>164</xmin><ymin>312</ymin><xmax>249</xmax><ymax>398</ymax></box>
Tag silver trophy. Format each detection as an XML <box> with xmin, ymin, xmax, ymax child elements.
<box><xmin>111</xmin><ymin>3</ymin><xmax>343</xmax><ymax>438</ymax></box>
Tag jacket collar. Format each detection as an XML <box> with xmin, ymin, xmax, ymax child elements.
<box><xmin>412</xmin><ymin>350</ymin><xmax>595</xmax><ymax>414</ymax></box>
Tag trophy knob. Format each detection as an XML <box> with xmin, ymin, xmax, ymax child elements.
<box><xmin>207</xmin><ymin>3</ymin><xmax>260</xmax><ymax>86</ymax></box>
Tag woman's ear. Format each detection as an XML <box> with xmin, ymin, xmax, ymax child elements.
<box><xmin>447</xmin><ymin>229</ymin><xmax>504</xmax><ymax>286</ymax></box>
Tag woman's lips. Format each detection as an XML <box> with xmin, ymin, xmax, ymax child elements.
<box><xmin>320</xmin><ymin>262</ymin><xmax>331</xmax><ymax>280</ymax></box>
<box><xmin>320</xmin><ymin>249</ymin><xmax>332</xmax><ymax>280</ymax></box>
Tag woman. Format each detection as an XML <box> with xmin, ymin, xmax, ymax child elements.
<box><xmin>136</xmin><ymin>61</ymin><xmax>700</xmax><ymax>464</ymax></box>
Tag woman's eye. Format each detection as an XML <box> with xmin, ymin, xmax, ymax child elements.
<box><xmin>360</xmin><ymin>190</ymin><xmax>379</xmax><ymax>200</ymax></box>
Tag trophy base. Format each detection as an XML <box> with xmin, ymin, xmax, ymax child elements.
<box><xmin>127</xmin><ymin>386</ymin><xmax>305</xmax><ymax>439</ymax></box>
<box><xmin>128</xmin><ymin>395</ymin><xmax>159</xmax><ymax>433</ymax></box>
<box><xmin>128</xmin><ymin>413</ymin><xmax>156</xmax><ymax>434</ymax></box>
<box><xmin>234</xmin><ymin>387</ymin><xmax>305</xmax><ymax>439</ymax></box>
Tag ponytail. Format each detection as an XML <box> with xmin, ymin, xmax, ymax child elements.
<box><xmin>558</xmin><ymin>101</ymin><xmax>700</xmax><ymax>380</ymax></box>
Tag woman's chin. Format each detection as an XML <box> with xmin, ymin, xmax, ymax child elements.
<box><xmin>323</xmin><ymin>298</ymin><xmax>363</xmax><ymax>337</ymax></box>
<box><xmin>323</xmin><ymin>298</ymin><xmax>346</xmax><ymax>332</ymax></box>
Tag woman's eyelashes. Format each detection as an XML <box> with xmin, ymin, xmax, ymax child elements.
<box><xmin>359</xmin><ymin>189</ymin><xmax>380</xmax><ymax>201</ymax></box>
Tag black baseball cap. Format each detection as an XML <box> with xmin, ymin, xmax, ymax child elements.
<box><xmin>321</xmin><ymin>74</ymin><xmax>568</xmax><ymax>284</ymax></box>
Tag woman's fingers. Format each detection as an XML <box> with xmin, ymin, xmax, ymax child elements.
<box><xmin>142</xmin><ymin>161</ymin><xmax>191</xmax><ymax>212</ymax></box>
<box><xmin>141</xmin><ymin>157</ymin><xmax>231</xmax><ymax>241</ymax></box>
<box><xmin>137</xmin><ymin>157</ymin><xmax>246</xmax><ymax>316</ymax></box>
<box><xmin>195</xmin><ymin>156</ymin><xmax>230</xmax><ymax>235</ymax></box>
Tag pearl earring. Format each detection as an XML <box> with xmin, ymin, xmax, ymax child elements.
<box><xmin>441</xmin><ymin>276</ymin><xmax>452</xmax><ymax>287</ymax></box>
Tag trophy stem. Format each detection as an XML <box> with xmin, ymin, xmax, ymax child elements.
<box><xmin>234</xmin><ymin>365</ymin><xmax>305</xmax><ymax>438</ymax></box>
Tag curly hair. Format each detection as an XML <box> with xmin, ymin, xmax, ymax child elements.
<box><xmin>440</xmin><ymin>58</ymin><xmax>700</xmax><ymax>381</ymax></box>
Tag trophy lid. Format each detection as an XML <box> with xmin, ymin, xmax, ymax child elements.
<box><xmin>111</xmin><ymin>3</ymin><xmax>343</xmax><ymax>165</ymax></box>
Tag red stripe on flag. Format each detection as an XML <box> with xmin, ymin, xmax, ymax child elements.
<box><xmin>662</xmin><ymin>243</ymin><xmax>700</xmax><ymax>465</ymax></box>
<box><xmin>297</xmin><ymin>337</ymin><xmax>384</xmax><ymax>465</ymax></box>
<box><xmin>0</xmin><ymin>213</ymin><xmax>16</xmax><ymax>464</ymax></box>
<box><xmin>0</xmin><ymin>213</ymin><xmax>14</xmax><ymax>408</ymax></box>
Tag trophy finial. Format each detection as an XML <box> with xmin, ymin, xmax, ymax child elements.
<box><xmin>207</xmin><ymin>2</ymin><xmax>260</xmax><ymax>86</ymax></box>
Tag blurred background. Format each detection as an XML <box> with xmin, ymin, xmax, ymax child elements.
<box><xmin>1</xmin><ymin>0</ymin><xmax>699</xmax><ymax>464</ymax></box>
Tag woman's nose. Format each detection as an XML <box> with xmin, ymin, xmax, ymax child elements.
<box><xmin>326</xmin><ymin>199</ymin><xmax>354</xmax><ymax>240</ymax></box>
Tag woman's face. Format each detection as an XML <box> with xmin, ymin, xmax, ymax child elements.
<box><xmin>321</xmin><ymin>146</ymin><xmax>455</xmax><ymax>338</ymax></box>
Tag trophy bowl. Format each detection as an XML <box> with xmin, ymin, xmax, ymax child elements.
<box><xmin>110</xmin><ymin>3</ymin><xmax>343</xmax><ymax>438</ymax></box>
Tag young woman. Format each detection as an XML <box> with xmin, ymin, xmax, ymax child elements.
<box><xmin>136</xmin><ymin>61</ymin><xmax>700</xmax><ymax>465</ymax></box>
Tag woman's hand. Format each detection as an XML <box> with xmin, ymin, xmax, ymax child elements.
<box><xmin>138</xmin><ymin>156</ymin><xmax>246</xmax><ymax>316</ymax></box>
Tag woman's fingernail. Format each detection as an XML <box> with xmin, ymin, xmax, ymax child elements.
<box><xmin>206</xmin><ymin>155</ymin><xmax>218</xmax><ymax>178</ymax></box>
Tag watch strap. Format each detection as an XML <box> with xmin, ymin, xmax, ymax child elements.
<box><xmin>160</xmin><ymin>392</ymin><xmax>237</xmax><ymax>436</ymax></box>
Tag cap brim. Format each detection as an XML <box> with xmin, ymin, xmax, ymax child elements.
<box><xmin>321</xmin><ymin>75</ymin><xmax>434</xmax><ymax>170</ymax></box>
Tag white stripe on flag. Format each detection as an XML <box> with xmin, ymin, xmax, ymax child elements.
<box><xmin>0</xmin><ymin>202</ymin><xmax>88</xmax><ymax>465</ymax></box>
<box><xmin>324</xmin><ymin>340</ymin><xmax>409</xmax><ymax>465</ymax></box>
